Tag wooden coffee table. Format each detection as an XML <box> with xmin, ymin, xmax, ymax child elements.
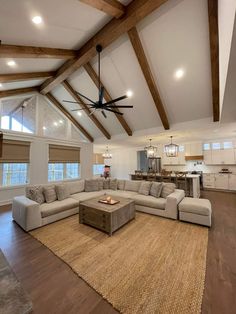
<box><xmin>79</xmin><ymin>196</ymin><xmax>135</xmax><ymax>236</ymax></box>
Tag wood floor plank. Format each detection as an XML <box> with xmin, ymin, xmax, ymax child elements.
<box><xmin>0</xmin><ymin>190</ymin><xmax>236</xmax><ymax>313</ymax></box>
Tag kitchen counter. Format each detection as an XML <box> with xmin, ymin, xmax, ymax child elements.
<box><xmin>130</xmin><ymin>173</ymin><xmax>200</xmax><ymax>198</ymax></box>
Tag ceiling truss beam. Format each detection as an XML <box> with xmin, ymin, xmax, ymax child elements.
<box><xmin>83</xmin><ymin>62</ymin><xmax>132</xmax><ymax>136</ymax></box>
<box><xmin>128</xmin><ymin>27</ymin><xmax>169</xmax><ymax>130</ymax></box>
<box><xmin>0</xmin><ymin>86</ymin><xmax>39</xmax><ymax>98</ymax></box>
<box><xmin>62</xmin><ymin>80</ymin><xmax>111</xmax><ymax>139</ymax></box>
<box><xmin>0</xmin><ymin>71</ymin><xmax>55</xmax><ymax>83</ymax></box>
<box><xmin>45</xmin><ymin>93</ymin><xmax>94</xmax><ymax>142</ymax></box>
<box><xmin>80</xmin><ymin>0</ymin><xmax>125</xmax><ymax>18</ymax></box>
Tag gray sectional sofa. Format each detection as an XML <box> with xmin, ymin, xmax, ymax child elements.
<box><xmin>12</xmin><ymin>179</ymin><xmax>185</xmax><ymax>231</ymax></box>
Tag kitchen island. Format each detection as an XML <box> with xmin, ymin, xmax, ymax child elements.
<box><xmin>130</xmin><ymin>173</ymin><xmax>200</xmax><ymax>198</ymax></box>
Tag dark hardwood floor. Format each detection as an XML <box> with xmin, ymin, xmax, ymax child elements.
<box><xmin>0</xmin><ymin>190</ymin><xmax>236</xmax><ymax>314</ymax></box>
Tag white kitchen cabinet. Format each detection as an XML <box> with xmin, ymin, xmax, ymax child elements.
<box><xmin>178</xmin><ymin>151</ymin><xmax>186</xmax><ymax>165</ymax></box>
<box><xmin>185</xmin><ymin>142</ymin><xmax>202</xmax><ymax>156</ymax></box>
<box><xmin>211</xmin><ymin>149</ymin><xmax>222</xmax><ymax>164</ymax></box>
<box><xmin>229</xmin><ymin>174</ymin><xmax>236</xmax><ymax>190</ymax></box>
<box><xmin>211</xmin><ymin>149</ymin><xmax>235</xmax><ymax>165</ymax></box>
<box><xmin>214</xmin><ymin>174</ymin><xmax>229</xmax><ymax>189</ymax></box>
<box><xmin>203</xmin><ymin>173</ymin><xmax>215</xmax><ymax>188</ymax></box>
<box><xmin>203</xmin><ymin>151</ymin><xmax>212</xmax><ymax>164</ymax></box>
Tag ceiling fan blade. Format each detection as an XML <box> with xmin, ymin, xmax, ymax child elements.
<box><xmin>103</xmin><ymin>95</ymin><xmax>128</xmax><ymax>106</ymax></box>
<box><xmin>101</xmin><ymin>110</ymin><xmax>107</xmax><ymax>118</ymax></box>
<box><xmin>99</xmin><ymin>86</ymin><xmax>105</xmax><ymax>104</ymax></box>
<box><xmin>105</xmin><ymin>108</ymin><xmax>124</xmax><ymax>115</ymax></box>
<box><xmin>63</xmin><ymin>100</ymin><xmax>93</xmax><ymax>105</ymax></box>
<box><xmin>75</xmin><ymin>91</ymin><xmax>97</xmax><ymax>105</ymax></box>
<box><xmin>106</xmin><ymin>105</ymin><xmax>133</xmax><ymax>108</ymax></box>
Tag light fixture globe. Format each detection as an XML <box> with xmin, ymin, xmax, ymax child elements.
<box><xmin>165</xmin><ymin>136</ymin><xmax>179</xmax><ymax>157</ymax></box>
<box><xmin>144</xmin><ymin>139</ymin><xmax>158</xmax><ymax>158</ymax></box>
<box><xmin>102</xmin><ymin>146</ymin><xmax>112</xmax><ymax>159</ymax></box>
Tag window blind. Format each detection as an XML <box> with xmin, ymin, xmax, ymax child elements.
<box><xmin>0</xmin><ymin>139</ymin><xmax>30</xmax><ymax>163</ymax></box>
<box><xmin>93</xmin><ymin>153</ymin><xmax>104</xmax><ymax>164</ymax></box>
<box><xmin>49</xmin><ymin>144</ymin><xmax>80</xmax><ymax>163</ymax></box>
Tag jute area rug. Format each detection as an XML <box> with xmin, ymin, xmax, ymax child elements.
<box><xmin>30</xmin><ymin>213</ymin><xmax>208</xmax><ymax>314</ymax></box>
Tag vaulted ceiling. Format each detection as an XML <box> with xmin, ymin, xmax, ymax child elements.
<box><xmin>0</xmin><ymin>0</ymin><xmax>220</xmax><ymax>143</ymax></box>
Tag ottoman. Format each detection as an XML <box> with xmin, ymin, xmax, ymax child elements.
<box><xmin>178</xmin><ymin>197</ymin><xmax>212</xmax><ymax>227</ymax></box>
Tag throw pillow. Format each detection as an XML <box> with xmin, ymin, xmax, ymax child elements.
<box><xmin>103</xmin><ymin>179</ymin><xmax>110</xmax><ymax>189</ymax></box>
<box><xmin>117</xmin><ymin>179</ymin><xmax>125</xmax><ymax>190</ymax></box>
<box><xmin>110</xmin><ymin>179</ymin><xmax>118</xmax><ymax>190</ymax></box>
<box><xmin>161</xmin><ymin>183</ymin><xmax>176</xmax><ymax>199</ymax></box>
<box><xmin>55</xmin><ymin>184</ymin><xmax>70</xmax><ymax>201</ymax></box>
<box><xmin>138</xmin><ymin>181</ymin><xmax>152</xmax><ymax>196</ymax></box>
<box><xmin>28</xmin><ymin>186</ymin><xmax>45</xmax><ymax>204</ymax></box>
<box><xmin>85</xmin><ymin>179</ymin><xmax>99</xmax><ymax>192</ymax></box>
<box><xmin>43</xmin><ymin>185</ymin><xmax>57</xmax><ymax>203</ymax></box>
<box><xmin>97</xmin><ymin>178</ymin><xmax>104</xmax><ymax>191</ymax></box>
<box><xmin>150</xmin><ymin>182</ymin><xmax>163</xmax><ymax>198</ymax></box>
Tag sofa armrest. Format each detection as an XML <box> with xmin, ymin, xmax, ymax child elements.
<box><xmin>165</xmin><ymin>189</ymin><xmax>185</xmax><ymax>219</ymax></box>
<box><xmin>12</xmin><ymin>196</ymin><xmax>42</xmax><ymax>231</ymax></box>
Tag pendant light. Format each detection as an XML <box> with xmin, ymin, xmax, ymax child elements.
<box><xmin>102</xmin><ymin>146</ymin><xmax>112</xmax><ymax>159</ymax></box>
<box><xmin>165</xmin><ymin>136</ymin><xmax>179</xmax><ymax>157</ymax></box>
<box><xmin>144</xmin><ymin>139</ymin><xmax>158</xmax><ymax>158</ymax></box>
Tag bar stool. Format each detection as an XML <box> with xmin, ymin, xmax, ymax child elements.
<box><xmin>134</xmin><ymin>170</ymin><xmax>144</xmax><ymax>180</ymax></box>
<box><xmin>174</xmin><ymin>171</ymin><xmax>189</xmax><ymax>196</ymax></box>
<box><xmin>160</xmin><ymin>170</ymin><xmax>172</xmax><ymax>183</ymax></box>
<box><xmin>146</xmin><ymin>171</ymin><xmax>156</xmax><ymax>181</ymax></box>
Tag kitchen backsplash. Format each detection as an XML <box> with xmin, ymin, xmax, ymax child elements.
<box><xmin>164</xmin><ymin>161</ymin><xmax>236</xmax><ymax>173</ymax></box>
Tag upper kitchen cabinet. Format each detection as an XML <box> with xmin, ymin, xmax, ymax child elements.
<box><xmin>185</xmin><ymin>142</ymin><xmax>203</xmax><ymax>157</ymax></box>
<box><xmin>204</xmin><ymin>141</ymin><xmax>235</xmax><ymax>165</ymax></box>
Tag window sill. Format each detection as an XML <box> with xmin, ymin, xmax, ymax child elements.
<box><xmin>0</xmin><ymin>184</ymin><xmax>28</xmax><ymax>191</ymax></box>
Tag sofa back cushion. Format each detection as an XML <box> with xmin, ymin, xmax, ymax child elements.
<box><xmin>161</xmin><ymin>183</ymin><xmax>176</xmax><ymax>199</ymax></box>
<box><xmin>43</xmin><ymin>185</ymin><xmax>57</xmax><ymax>203</ymax></box>
<box><xmin>85</xmin><ymin>179</ymin><xmax>99</xmax><ymax>192</ymax></box>
<box><xmin>66</xmin><ymin>180</ymin><xmax>85</xmax><ymax>195</ymax></box>
<box><xmin>117</xmin><ymin>179</ymin><xmax>125</xmax><ymax>190</ymax></box>
<box><xmin>27</xmin><ymin>186</ymin><xmax>45</xmax><ymax>204</ymax></box>
<box><xmin>103</xmin><ymin>179</ymin><xmax>110</xmax><ymax>189</ymax></box>
<box><xmin>125</xmin><ymin>180</ymin><xmax>142</xmax><ymax>192</ymax></box>
<box><xmin>138</xmin><ymin>181</ymin><xmax>152</xmax><ymax>196</ymax></box>
<box><xmin>150</xmin><ymin>182</ymin><xmax>163</xmax><ymax>198</ymax></box>
<box><xmin>55</xmin><ymin>184</ymin><xmax>70</xmax><ymax>201</ymax></box>
<box><xmin>110</xmin><ymin>179</ymin><xmax>118</xmax><ymax>190</ymax></box>
<box><xmin>97</xmin><ymin>178</ymin><xmax>104</xmax><ymax>190</ymax></box>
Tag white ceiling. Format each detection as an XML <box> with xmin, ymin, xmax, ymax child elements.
<box><xmin>0</xmin><ymin>0</ymin><xmax>233</xmax><ymax>146</ymax></box>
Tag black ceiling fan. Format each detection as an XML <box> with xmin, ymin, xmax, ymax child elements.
<box><xmin>63</xmin><ymin>44</ymin><xmax>133</xmax><ymax>118</ymax></box>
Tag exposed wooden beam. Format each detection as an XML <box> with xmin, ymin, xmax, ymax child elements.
<box><xmin>0</xmin><ymin>87</ymin><xmax>39</xmax><ymax>98</ymax></box>
<box><xmin>83</xmin><ymin>62</ymin><xmax>132</xmax><ymax>136</ymax></box>
<box><xmin>208</xmin><ymin>0</ymin><xmax>219</xmax><ymax>122</ymax></box>
<box><xmin>40</xmin><ymin>0</ymin><xmax>169</xmax><ymax>94</ymax></box>
<box><xmin>128</xmin><ymin>27</ymin><xmax>169</xmax><ymax>130</ymax></box>
<box><xmin>62</xmin><ymin>81</ymin><xmax>111</xmax><ymax>139</ymax></box>
<box><xmin>0</xmin><ymin>71</ymin><xmax>55</xmax><ymax>83</ymax></box>
<box><xmin>45</xmin><ymin>93</ymin><xmax>94</xmax><ymax>143</ymax></box>
<box><xmin>0</xmin><ymin>44</ymin><xmax>77</xmax><ymax>59</ymax></box>
<box><xmin>80</xmin><ymin>0</ymin><xmax>125</xmax><ymax>18</ymax></box>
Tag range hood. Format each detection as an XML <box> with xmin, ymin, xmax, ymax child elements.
<box><xmin>185</xmin><ymin>155</ymin><xmax>204</xmax><ymax>161</ymax></box>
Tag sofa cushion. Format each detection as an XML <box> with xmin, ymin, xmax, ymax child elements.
<box><xmin>150</xmin><ymin>182</ymin><xmax>163</xmax><ymax>198</ymax></box>
<box><xmin>117</xmin><ymin>179</ymin><xmax>125</xmax><ymax>190</ymax></box>
<box><xmin>161</xmin><ymin>183</ymin><xmax>176</xmax><ymax>199</ymax></box>
<box><xmin>125</xmin><ymin>180</ymin><xmax>142</xmax><ymax>192</ymax></box>
<box><xmin>104</xmin><ymin>190</ymin><xmax>138</xmax><ymax>199</ymax></box>
<box><xmin>85</xmin><ymin>179</ymin><xmax>99</xmax><ymax>192</ymax></box>
<box><xmin>27</xmin><ymin>186</ymin><xmax>45</xmax><ymax>204</ymax></box>
<box><xmin>71</xmin><ymin>191</ymin><xmax>105</xmax><ymax>202</ymax></box>
<box><xmin>138</xmin><ymin>181</ymin><xmax>152</xmax><ymax>196</ymax></box>
<box><xmin>110</xmin><ymin>179</ymin><xmax>118</xmax><ymax>190</ymax></box>
<box><xmin>133</xmin><ymin>194</ymin><xmax>166</xmax><ymax>210</ymax></box>
<box><xmin>179</xmin><ymin>197</ymin><xmax>211</xmax><ymax>216</ymax></box>
<box><xmin>66</xmin><ymin>180</ymin><xmax>84</xmax><ymax>195</ymax></box>
<box><xmin>103</xmin><ymin>179</ymin><xmax>110</xmax><ymax>189</ymax></box>
<box><xmin>43</xmin><ymin>185</ymin><xmax>57</xmax><ymax>203</ymax></box>
<box><xmin>55</xmin><ymin>184</ymin><xmax>70</xmax><ymax>201</ymax></box>
<box><xmin>97</xmin><ymin>178</ymin><xmax>104</xmax><ymax>190</ymax></box>
<box><xmin>40</xmin><ymin>198</ymin><xmax>79</xmax><ymax>218</ymax></box>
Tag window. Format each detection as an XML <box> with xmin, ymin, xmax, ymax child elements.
<box><xmin>48</xmin><ymin>163</ymin><xmax>80</xmax><ymax>182</ymax></box>
<box><xmin>212</xmin><ymin>142</ymin><xmax>221</xmax><ymax>150</ymax></box>
<box><xmin>2</xmin><ymin>163</ymin><xmax>28</xmax><ymax>186</ymax></box>
<box><xmin>178</xmin><ymin>145</ymin><xmax>185</xmax><ymax>152</ymax></box>
<box><xmin>223</xmin><ymin>141</ymin><xmax>233</xmax><ymax>149</ymax></box>
<box><xmin>203</xmin><ymin>143</ymin><xmax>211</xmax><ymax>151</ymax></box>
<box><xmin>93</xmin><ymin>164</ymin><xmax>104</xmax><ymax>176</ymax></box>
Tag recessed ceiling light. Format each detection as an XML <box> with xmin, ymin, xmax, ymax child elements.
<box><xmin>53</xmin><ymin>122</ymin><xmax>58</xmax><ymax>126</ymax></box>
<box><xmin>77</xmin><ymin>112</ymin><xmax>82</xmax><ymax>116</ymax></box>
<box><xmin>32</xmin><ymin>16</ymin><xmax>43</xmax><ymax>24</ymax></box>
<box><xmin>7</xmin><ymin>60</ymin><xmax>16</xmax><ymax>67</ymax></box>
<box><xmin>43</xmin><ymin>126</ymin><xmax>47</xmax><ymax>130</ymax></box>
<box><xmin>0</xmin><ymin>83</ymin><xmax>2</xmax><ymax>88</ymax></box>
<box><xmin>59</xmin><ymin>120</ymin><xmax>63</xmax><ymax>124</ymax></box>
<box><xmin>175</xmin><ymin>69</ymin><xmax>185</xmax><ymax>80</ymax></box>
<box><xmin>126</xmin><ymin>90</ymin><xmax>133</xmax><ymax>98</ymax></box>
